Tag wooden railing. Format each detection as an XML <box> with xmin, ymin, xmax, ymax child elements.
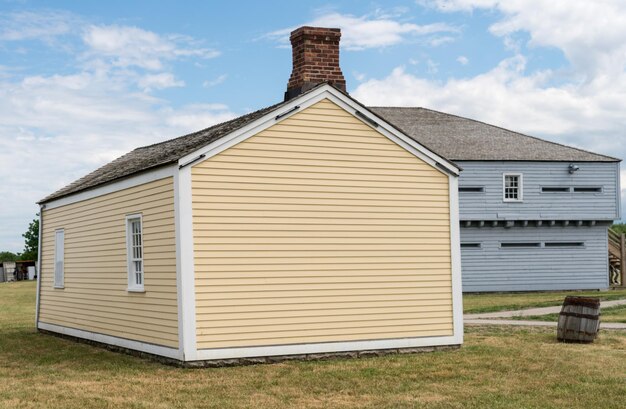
<box><xmin>608</xmin><ymin>228</ymin><xmax>626</xmax><ymax>287</ymax></box>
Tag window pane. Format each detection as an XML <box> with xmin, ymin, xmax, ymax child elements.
<box><xmin>127</xmin><ymin>217</ymin><xmax>144</xmax><ymax>289</ymax></box>
<box><xmin>504</xmin><ymin>175</ymin><xmax>521</xmax><ymax>200</ymax></box>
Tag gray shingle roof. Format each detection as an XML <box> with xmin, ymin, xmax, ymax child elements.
<box><xmin>369</xmin><ymin>107</ymin><xmax>619</xmax><ymax>163</ymax></box>
<box><xmin>41</xmin><ymin>95</ymin><xmax>619</xmax><ymax>204</ymax></box>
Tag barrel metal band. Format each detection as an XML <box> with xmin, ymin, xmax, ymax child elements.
<box><xmin>559</xmin><ymin>311</ymin><xmax>601</xmax><ymax>320</ymax></box>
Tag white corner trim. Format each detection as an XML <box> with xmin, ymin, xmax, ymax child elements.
<box><xmin>616</xmin><ymin>162</ymin><xmax>622</xmax><ymax>220</ymax></box>
<box><xmin>173</xmin><ymin>168</ymin><xmax>185</xmax><ymax>359</ymax></box>
<box><xmin>35</xmin><ymin>208</ymin><xmax>43</xmax><ymax>327</ymax></box>
<box><xmin>43</xmin><ymin>165</ymin><xmax>177</xmax><ymax>210</ymax></box>
<box><xmin>448</xmin><ymin>175</ymin><xmax>464</xmax><ymax>345</ymax></box>
<box><xmin>195</xmin><ymin>335</ymin><xmax>460</xmax><ymax>361</ymax></box>
<box><xmin>38</xmin><ymin>321</ymin><xmax>182</xmax><ymax>360</ymax></box>
<box><xmin>178</xmin><ymin>85</ymin><xmax>460</xmax><ymax>177</ymax></box>
<box><xmin>177</xmin><ymin>165</ymin><xmax>198</xmax><ymax>361</ymax></box>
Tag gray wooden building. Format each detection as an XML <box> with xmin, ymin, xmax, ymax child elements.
<box><xmin>372</xmin><ymin>107</ymin><xmax>621</xmax><ymax>292</ymax></box>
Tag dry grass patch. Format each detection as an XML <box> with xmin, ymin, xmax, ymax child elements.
<box><xmin>1</xmin><ymin>282</ymin><xmax>626</xmax><ymax>408</ymax></box>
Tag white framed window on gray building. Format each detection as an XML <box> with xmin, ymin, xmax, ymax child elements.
<box><xmin>126</xmin><ymin>214</ymin><xmax>144</xmax><ymax>292</ymax></box>
<box><xmin>503</xmin><ymin>173</ymin><xmax>523</xmax><ymax>202</ymax></box>
<box><xmin>54</xmin><ymin>229</ymin><xmax>64</xmax><ymax>288</ymax></box>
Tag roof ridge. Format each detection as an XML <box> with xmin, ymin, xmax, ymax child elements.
<box><xmin>368</xmin><ymin>106</ymin><xmax>620</xmax><ymax>162</ymax></box>
<box><xmin>136</xmin><ymin>82</ymin><xmax>333</xmax><ymax>152</ymax></box>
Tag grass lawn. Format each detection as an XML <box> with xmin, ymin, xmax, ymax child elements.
<box><xmin>509</xmin><ymin>304</ymin><xmax>626</xmax><ymax>323</ymax></box>
<box><xmin>1</xmin><ymin>281</ymin><xmax>626</xmax><ymax>408</ymax></box>
<box><xmin>464</xmin><ymin>288</ymin><xmax>626</xmax><ymax>314</ymax></box>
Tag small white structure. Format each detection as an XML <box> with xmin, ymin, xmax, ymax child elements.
<box><xmin>28</xmin><ymin>266</ymin><xmax>36</xmax><ymax>281</ymax></box>
<box><xmin>2</xmin><ymin>261</ymin><xmax>16</xmax><ymax>282</ymax></box>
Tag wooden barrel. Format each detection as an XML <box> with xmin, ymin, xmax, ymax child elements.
<box><xmin>556</xmin><ymin>296</ymin><xmax>600</xmax><ymax>343</ymax></box>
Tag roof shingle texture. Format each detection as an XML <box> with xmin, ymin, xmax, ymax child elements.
<box><xmin>41</xmin><ymin>98</ymin><xmax>619</xmax><ymax>204</ymax></box>
<box><xmin>369</xmin><ymin>107</ymin><xmax>618</xmax><ymax>163</ymax></box>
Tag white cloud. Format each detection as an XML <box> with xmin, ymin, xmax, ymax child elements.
<box><xmin>0</xmin><ymin>70</ymin><xmax>238</xmax><ymax>251</ymax></box>
<box><xmin>165</xmin><ymin>103</ymin><xmax>236</xmax><ymax>130</ymax></box>
<box><xmin>82</xmin><ymin>25</ymin><xmax>220</xmax><ymax>70</ymax></box>
<box><xmin>0</xmin><ymin>10</ymin><xmax>78</xmax><ymax>42</ymax></box>
<box><xmin>424</xmin><ymin>0</ymin><xmax>626</xmax><ymax>78</ymax></box>
<box><xmin>266</xmin><ymin>12</ymin><xmax>459</xmax><ymax>50</ymax></box>
<box><xmin>429</xmin><ymin>35</ymin><xmax>455</xmax><ymax>46</ymax></box>
<box><xmin>456</xmin><ymin>55</ymin><xmax>469</xmax><ymax>65</ymax></box>
<box><xmin>426</xmin><ymin>59</ymin><xmax>439</xmax><ymax>74</ymax></box>
<box><xmin>353</xmin><ymin>71</ymin><xmax>367</xmax><ymax>82</ymax></box>
<box><xmin>0</xmin><ymin>15</ymin><xmax>233</xmax><ymax>251</ymax></box>
<box><xmin>202</xmin><ymin>74</ymin><xmax>228</xmax><ymax>88</ymax></box>
<box><xmin>353</xmin><ymin>55</ymin><xmax>626</xmax><ymax>148</ymax></box>
<box><xmin>138</xmin><ymin>73</ymin><xmax>185</xmax><ymax>91</ymax></box>
<box><xmin>359</xmin><ymin>0</ymin><xmax>626</xmax><ymax>218</ymax></box>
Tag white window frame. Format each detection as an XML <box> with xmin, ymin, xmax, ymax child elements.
<box><xmin>125</xmin><ymin>214</ymin><xmax>145</xmax><ymax>292</ymax></box>
<box><xmin>53</xmin><ymin>229</ymin><xmax>65</xmax><ymax>289</ymax></box>
<box><xmin>503</xmin><ymin>173</ymin><xmax>523</xmax><ymax>202</ymax></box>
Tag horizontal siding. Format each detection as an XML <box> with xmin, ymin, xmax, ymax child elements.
<box><xmin>461</xmin><ymin>223</ymin><xmax>609</xmax><ymax>292</ymax></box>
<box><xmin>192</xmin><ymin>98</ymin><xmax>453</xmax><ymax>350</ymax></box>
<box><xmin>458</xmin><ymin>161</ymin><xmax>619</xmax><ymax>220</ymax></box>
<box><xmin>39</xmin><ymin>177</ymin><xmax>178</xmax><ymax>348</ymax></box>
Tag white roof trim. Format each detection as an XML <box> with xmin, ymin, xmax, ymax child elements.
<box><xmin>179</xmin><ymin>84</ymin><xmax>460</xmax><ymax>176</ymax></box>
<box><xmin>42</xmin><ymin>165</ymin><xmax>177</xmax><ymax>210</ymax></box>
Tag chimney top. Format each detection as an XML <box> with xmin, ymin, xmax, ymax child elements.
<box><xmin>285</xmin><ymin>26</ymin><xmax>346</xmax><ymax>101</ymax></box>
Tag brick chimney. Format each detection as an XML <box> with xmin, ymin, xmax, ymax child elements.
<box><xmin>285</xmin><ymin>26</ymin><xmax>346</xmax><ymax>101</ymax></box>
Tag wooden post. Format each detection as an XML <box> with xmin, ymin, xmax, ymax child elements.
<box><xmin>619</xmin><ymin>233</ymin><xmax>626</xmax><ymax>287</ymax></box>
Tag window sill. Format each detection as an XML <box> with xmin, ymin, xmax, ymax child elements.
<box><xmin>53</xmin><ymin>286</ymin><xmax>64</xmax><ymax>289</ymax></box>
<box><xmin>127</xmin><ymin>288</ymin><xmax>145</xmax><ymax>293</ymax></box>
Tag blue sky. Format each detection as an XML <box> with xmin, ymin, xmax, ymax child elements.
<box><xmin>1</xmin><ymin>0</ymin><xmax>625</xmax><ymax>252</ymax></box>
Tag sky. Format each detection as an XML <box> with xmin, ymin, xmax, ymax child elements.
<box><xmin>1</xmin><ymin>0</ymin><xmax>625</xmax><ymax>252</ymax></box>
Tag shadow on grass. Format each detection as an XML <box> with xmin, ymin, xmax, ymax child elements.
<box><xmin>0</xmin><ymin>326</ymin><xmax>157</xmax><ymax>374</ymax></box>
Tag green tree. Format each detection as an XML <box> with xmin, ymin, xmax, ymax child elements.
<box><xmin>612</xmin><ymin>223</ymin><xmax>626</xmax><ymax>234</ymax></box>
<box><xmin>19</xmin><ymin>215</ymin><xmax>39</xmax><ymax>261</ymax></box>
<box><xmin>0</xmin><ymin>251</ymin><xmax>18</xmax><ymax>262</ymax></box>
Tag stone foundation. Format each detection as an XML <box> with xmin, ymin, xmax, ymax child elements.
<box><xmin>39</xmin><ymin>329</ymin><xmax>460</xmax><ymax>368</ymax></box>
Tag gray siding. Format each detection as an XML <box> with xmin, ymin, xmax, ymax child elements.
<box><xmin>461</xmin><ymin>223</ymin><xmax>609</xmax><ymax>292</ymax></box>
<box><xmin>458</xmin><ymin>161</ymin><xmax>620</xmax><ymax>221</ymax></box>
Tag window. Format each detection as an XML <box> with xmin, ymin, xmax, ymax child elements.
<box><xmin>542</xmin><ymin>187</ymin><xmax>570</xmax><ymax>193</ymax></box>
<box><xmin>461</xmin><ymin>243</ymin><xmax>482</xmax><ymax>249</ymax></box>
<box><xmin>126</xmin><ymin>214</ymin><xmax>144</xmax><ymax>292</ymax></box>
<box><xmin>503</xmin><ymin>174</ymin><xmax>523</xmax><ymax>201</ymax></box>
<box><xmin>500</xmin><ymin>242</ymin><xmax>540</xmax><ymax>248</ymax></box>
<box><xmin>573</xmin><ymin>187</ymin><xmax>602</xmax><ymax>193</ymax></box>
<box><xmin>54</xmin><ymin>229</ymin><xmax>64</xmax><ymax>288</ymax></box>
<box><xmin>544</xmin><ymin>242</ymin><xmax>584</xmax><ymax>248</ymax></box>
<box><xmin>459</xmin><ymin>186</ymin><xmax>485</xmax><ymax>193</ymax></box>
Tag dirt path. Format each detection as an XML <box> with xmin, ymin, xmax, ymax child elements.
<box><xmin>464</xmin><ymin>299</ymin><xmax>626</xmax><ymax>330</ymax></box>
